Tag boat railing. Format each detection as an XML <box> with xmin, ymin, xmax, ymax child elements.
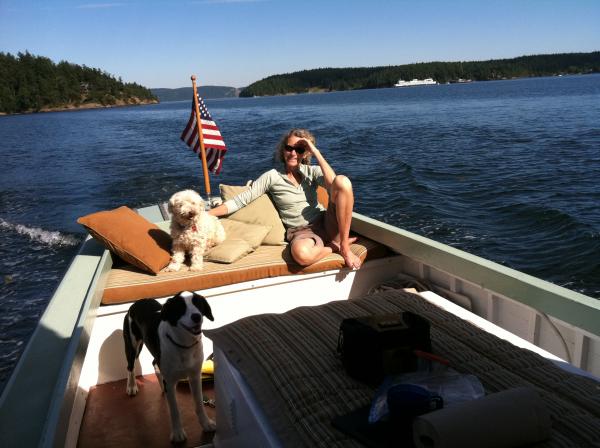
<box><xmin>350</xmin><ymin>212</ymin><xmax>600</xmax><ymax>337</ymax></box>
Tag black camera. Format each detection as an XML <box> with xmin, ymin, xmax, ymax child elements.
<box><xmin>337</xmin><ymin>312</ymin><xmax>431</xmax><ymax>385</ymax></box>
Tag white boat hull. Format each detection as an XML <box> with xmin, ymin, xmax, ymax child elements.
<box><xmin>394</xmin><ymin>78</ymin><xmax>438</xmax><ymax>87</ymax></box>
<box><xmin>1</xmin><ymin>206</ymin><xmax>598</xmax><ymax>447</ymax></box>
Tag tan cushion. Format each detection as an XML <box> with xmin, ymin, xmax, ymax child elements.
<box><xmin>206</xmin><ymin>238</ymin><xmax>253</xmax><ymax>264</ymax></box>
<box><xmin>218</xmin><ymin>218</ymin><xmax>271</xmax><ymax>249</ymax></box>
<box><xmin>77</xmin><ymin>206</ymin><xmax>171</xmax><ymax>275</ymax></box>
<box><xmin>102</xmin><ymin>237</ymin><xmax>390</xmax><ymax>304</ymax></box>
<box><xmin>205</xmin><ymin>219</ymin><xmax>271</xmax><ymax>263</ymax></box>
<box><xmin>220</xmin><ymin>184</ymin><xmax>287</xmax><ymax>245</ymax></box>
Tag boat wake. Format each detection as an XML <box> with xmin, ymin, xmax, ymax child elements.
<box><xmin>0</xmin><ymin>218</ymin><xmax>81</xmax><ymax>248</ymax></box>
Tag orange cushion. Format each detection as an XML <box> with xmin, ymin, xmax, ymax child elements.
<box><xmin>77</xmin><ymin>206</ymin><xmax>171</xmax><ymax>274</ymax></box>
<box><xmin>316</xmin><ymin>186</ymin><xmax>329</xmax><ymax>209</ymax></box>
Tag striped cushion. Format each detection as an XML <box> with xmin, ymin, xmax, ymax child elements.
<box><xmin>102</xmin><ymin>237</ymin><xmax>388</xmax><ymax>304</ymax></box>
<box><xmin>205</xmin><ymin>290</ymin><xmax>600</xmax><ymax>447</ymax></box>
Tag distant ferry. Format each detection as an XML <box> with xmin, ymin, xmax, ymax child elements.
<box><xmin>394</xmin><ymin>78</ymin><xmax>438</xmax><ymax>87</ymax></box>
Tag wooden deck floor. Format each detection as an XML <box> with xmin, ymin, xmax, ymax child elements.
<box><xmin>79</xmin><ymin>374</ymin><xmax>215</xmax><ymax>447</ymax></box>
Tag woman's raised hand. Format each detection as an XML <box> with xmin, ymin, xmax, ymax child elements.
<box><xmin>297</xmin><ymin>138</ymin><xmax>318</xmax><ymax>155</ymax></box>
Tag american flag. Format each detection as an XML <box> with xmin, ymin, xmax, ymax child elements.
<box><xmin>180</xmin><ymin>94</ymin><xmax>227</xmax><ymax>174</ymax></box>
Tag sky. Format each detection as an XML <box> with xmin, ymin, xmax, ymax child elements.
<box><xmin>1</xmin><ymin>0</ymin><xmax>599</xmax><ymax>89</ymax></box>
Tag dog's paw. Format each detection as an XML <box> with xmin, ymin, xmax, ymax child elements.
<box><xmin>164</xmin><ymin>263</ymin><xmax>181</xmax><ymax>272</ymax></box>
<box><xmin>171</xmin><ymin>428</ymin><xmax>187</xmax><ymax>443</ymax></box>
<box><xmin>189</xmin><ymin>263</ymin><xmax>203</xmax><ymax>272</ymax></box>
<box><xmin>170</xmin><ymin>427</ymin><xmax>187</xmax><ymax>443</ymax></box>
<box><xmin>126</xmin><ymin>373</ymin><xmax>138</xmax><ymax>396</ymax></box>
<box><xmin>126</xmin><ymin>382</ymin><xmax>138</xmax><ymax>396</ymax></box>
<box><xmin>126</xmin><ymin>386</ymin><xmax>138</xmax><ymax>396</ymax></box>
<box><xmin>201</xmin><ymin>418</ymin><xmax>217</xmax><ymax>432</ymax></box>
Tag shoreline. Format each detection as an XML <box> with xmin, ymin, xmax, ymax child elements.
<box><xmin>0</xmin><ymin>98</ymin><xmax>159</xmax><ymax>116</ymax></box>
<box><xmin>241</xmin><ymin>71</ymin><xmax>598</xmax><ymax>98</ymax></box>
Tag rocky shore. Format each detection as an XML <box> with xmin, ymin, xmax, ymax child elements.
<box><xmin>0</xmin><ymin>98</ymin><xmax>159</xmax><ymax>115</ymax></box>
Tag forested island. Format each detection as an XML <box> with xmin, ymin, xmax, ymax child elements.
<box><xmin>3</xmin><ymin>51</ymin><xmax>598</xmax><ymax>111</ymax></box>
<box><xmin>0</xmin><ymin>52</ymin><xmax>158</xmax><ymax>114</ymax></box>
<box><xmin>240</xmin><ymin>51</ymin><xmax>600</xmax><ymax>97</ymax></box>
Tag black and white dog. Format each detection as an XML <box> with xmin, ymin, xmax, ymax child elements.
<box><xmin>123</xmin><ymin>291</ymin><xmax>216</xmax><ymax>443</ymax></box>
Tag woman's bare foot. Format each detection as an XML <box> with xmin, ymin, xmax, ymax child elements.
<box><xmin>327</xmin><ymin>236</ymin><xmax>357</xmax><ymax>252</ymax></box>
<box><xmin>340</xmin><ymin>245</ymin><xmax>362</xmax><ymax>269</ymax></box>
<box><xmin>327</xmin><ymin>237</ymin><xmax>361</xmax><ymax>269</ymax></box>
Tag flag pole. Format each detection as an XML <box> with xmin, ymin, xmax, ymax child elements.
<box><xmin>191</xmin><ymin>75</ymin><xmax>211</xmax><ymax>198</ymax></box>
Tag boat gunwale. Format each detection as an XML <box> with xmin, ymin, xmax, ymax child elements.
<box><xmin>49</xmin><ymin>240</ymin><xmax>113</xmax><ymax>447</ymax></box>
<box><xmin>351</xmin><ymin>212</ymin><xmax>600</xmax><ymax>336</ymax></box>
<box><xmin>0</xmin><ymin>237</ymin><xmax>111</xmax><ymax>447</ymax></box>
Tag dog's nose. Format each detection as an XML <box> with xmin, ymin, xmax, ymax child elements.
<box><xmin>191</xmin><ymin>313</ymin><xmax>201</xmax><ymax>323</ymax></box>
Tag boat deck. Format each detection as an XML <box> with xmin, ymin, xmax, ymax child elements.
<box><xmin>79</xmin><ymin>375</ymin><xmax>215</xmax><ymax>447</ymax></box>
<box><xmin>206</xmin><ymin>287</ymin><xmax>600</xmax><ymax>447</ymax></box>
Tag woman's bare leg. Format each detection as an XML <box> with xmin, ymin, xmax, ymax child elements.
<box><xmin>290</xmin><ymin>175</ymin><xmax>361</xmax><ymax>268</ymax></box>
<box><xmin>327</xmin><ymin>175</ymin><xmax>361</xmax><ymax>269</ymax></box>
<box><xmin>290</xmin><ymin>238</ymin><xmax>332</xmax><ymax>266</ymax></box>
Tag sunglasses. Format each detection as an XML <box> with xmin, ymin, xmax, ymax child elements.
<box><xmin>284</xmin><ymin>144</ymin><xmax>306</xmax><ymax>155</ymax></box>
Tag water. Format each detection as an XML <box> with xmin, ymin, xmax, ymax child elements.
<box><xmin>1</xmin><ymin>75</ymin><xmax>599</xmax><ymax>391</ymax></box>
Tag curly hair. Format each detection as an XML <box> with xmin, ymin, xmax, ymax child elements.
<box><xmin>275</xmin><ymin>128</ymin><xmax>316</xmax><ymax>165</ymax></box>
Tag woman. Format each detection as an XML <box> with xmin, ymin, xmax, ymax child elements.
<box><xmin>208</xmin><ymin>129</ymin><xmax>361</xmax><ymax>269</ymax></box>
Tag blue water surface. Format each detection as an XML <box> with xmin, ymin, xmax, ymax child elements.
<box><xmin>1</xmin><ymin>74</ymin><xmax>599</xmax><ymax>390</ymax></box>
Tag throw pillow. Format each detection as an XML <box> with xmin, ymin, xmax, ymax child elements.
<box><xmin>218</xmin><ymin>218</ymin><xmax>272</xmax><ymax>249</ymax></box>
<box><xmin>205</xmin><ymin>218</ymin><xmax>271</xmax><ymax>263</ymax></box>
<box><xmin>205</xmin><ymin>239</ymin><xmax>253</xmax><ymax>264</ymax></box>
<box><xmin>77</xmin><ymin>206</ymin><xmax>172</xmax><ymax>274</ymax></box>
<box><xmin>220</xmin><ymin>184</ymin><xmax>287</xmax><ymax>245</ymax></box>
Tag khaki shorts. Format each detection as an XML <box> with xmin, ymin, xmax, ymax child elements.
<box><xmin>286</xmin><ymin>217</ymin><xmax>328</xmax><ymax>248</ymax></box>
<box><xmin>286</xmin><ymin>201</ymin><xmax>338</xmax><ymax>249</ymax></box>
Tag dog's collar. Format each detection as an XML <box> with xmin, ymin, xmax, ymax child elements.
<box><xmin>166</xmin><ymin>333</ymin><xmax>199</xmax><ymax>349</ymax></box>
<box><xmin>175</xmin><ymin>221</ymin><xmax>198</xmax><ymax>232</ymax></box>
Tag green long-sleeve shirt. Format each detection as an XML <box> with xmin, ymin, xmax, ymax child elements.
<box><xmin>224</xmin><ymin>165</ymin><xmax>326</xmax><ymax>228</ymax></box>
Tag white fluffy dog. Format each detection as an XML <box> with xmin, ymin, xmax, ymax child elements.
<box><xmin>165</xmin><ymin>190</ymin><xmax>225</xmax><ymax>272</ymax></box>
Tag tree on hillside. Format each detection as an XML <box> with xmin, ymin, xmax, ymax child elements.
<box><xmin>0</xmin><ymin>51</ymin><xmax>157</xmax><ymax>113</ymax></box>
